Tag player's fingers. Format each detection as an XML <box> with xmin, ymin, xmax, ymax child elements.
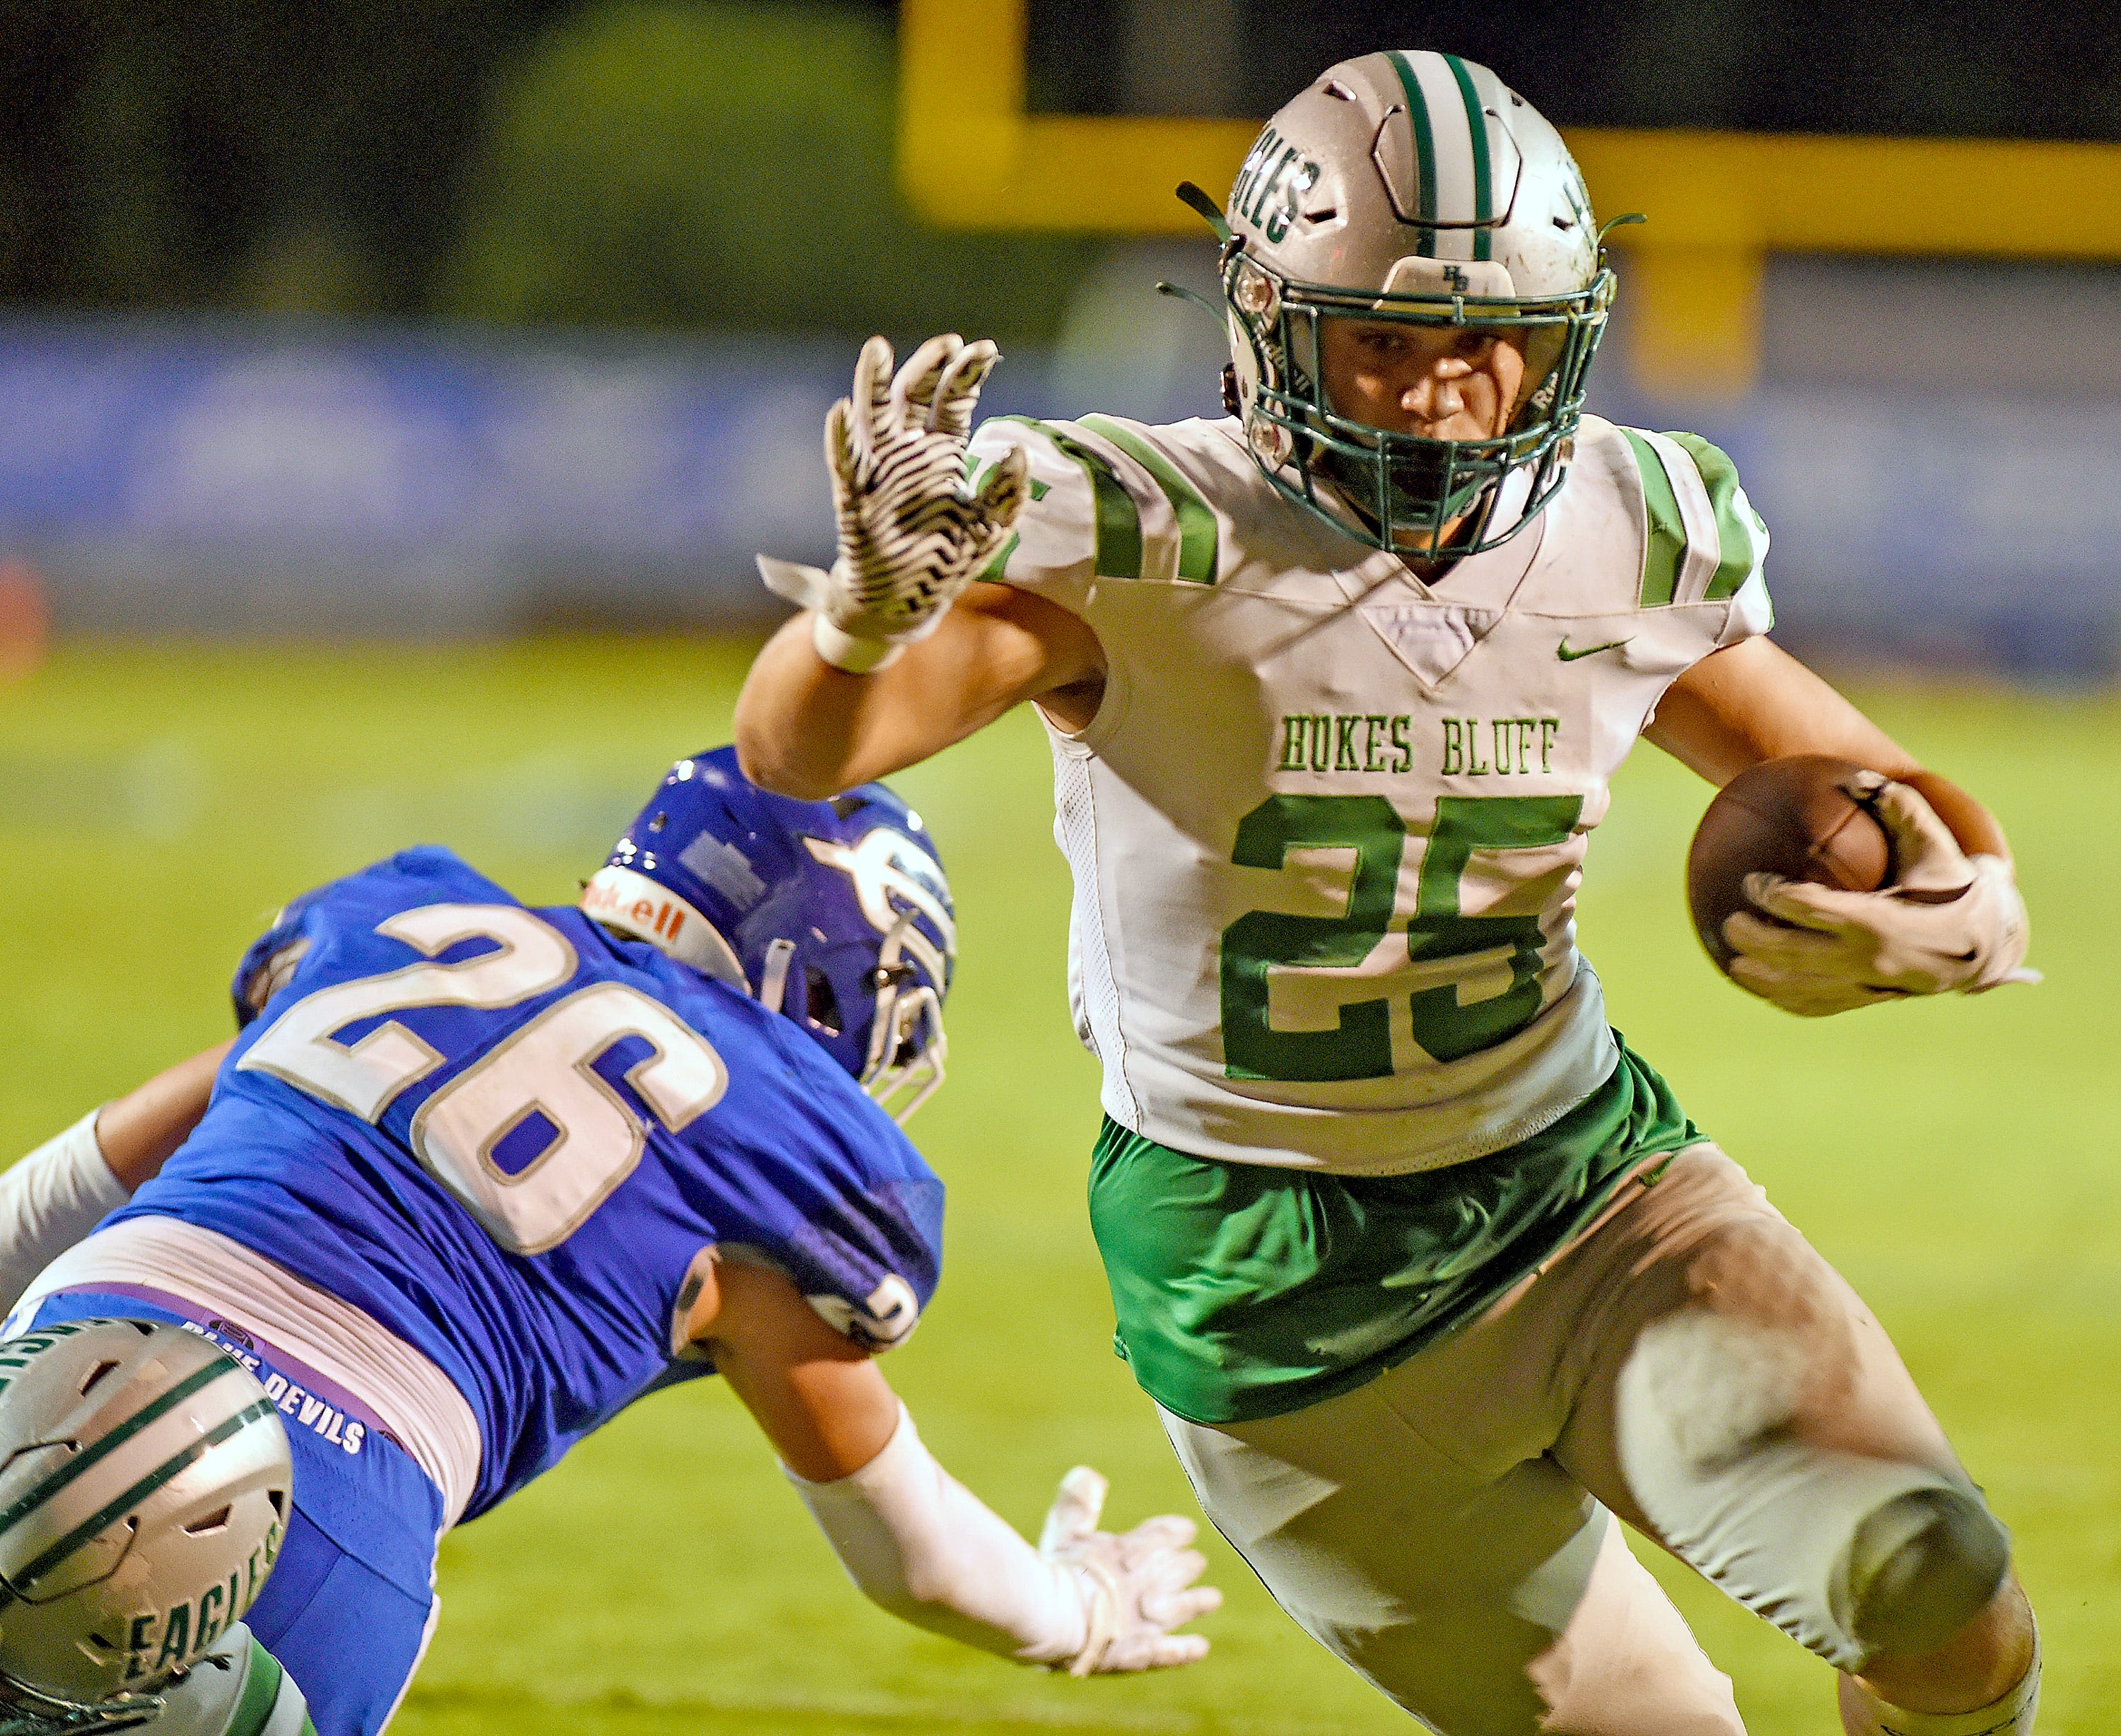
<box><xmin>824</xmin><ymin>398</ymin><xmax>858</xmax><ymax>486</ymax></box>
<box><xmin>931</xmin><ymin>338</ymin><xmax>1000</xmax><ymax>437</ymax></box>
<box><xmin>974</xmin><ymin>445</ymin><xmax>1031</xmax><ymax>528</ymax></box>
<box><xmin>1039</xmin><ymin>1466</ymin><xmax>1107</xmax><ymax>1553</ymax></box>
<box><xmin>1741</xmin><ymin>872</ymin><xmax>1867</xmax><ymax>932</ymax></box>
<box><xmin>1723</xmin><ymin>906</ymin><xmax>1852</xmax><ymax>962</ymax></box>
<box><xmin>1122</xmin><ymin>1513</ymin><xmax>1198</xmax><ymax>1551</ymax></box>
<box><xmin>1977</xmin><ymin>966</ymin><xmax>2044</xmax><ymax>991</ymax></box>
<box><xmin>852</xmin><ymin>335</ymin><xmax>897</xmax><ymax>454</ymax></box>
<box><xmin>1139</xmin><ymin>1546</ymin><xmax>1212</xmax><ymax>1602</ymax></box>
<box><xmin>892</xmin><ymin>334</ymin><xmax>962</xmax><ymax>428</ymax></box>
<box><xmin>1728</xmin><ymin>955</ymin><xmax>1886</xmax><ymax>1015</ymax></box>
<box><xmin>1145</xmin><ymin>1582</ymin><xmax>1222</xmax><ymax>1627</ymax></box>
<box><xmin>1144</xmin><ymin>1631</ymin><xmax>1212</xmax><ymax>1669</ymax></box>
<box><xmin>1867</xmin><ymin>780</ymin><xmax>1975</xmax><ymax>891</ymax></box>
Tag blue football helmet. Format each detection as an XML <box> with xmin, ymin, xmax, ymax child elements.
<box><xmin>581</xmin><ymin>748</ymin><xmax>955</xmax><ymax>1123</ymax></box>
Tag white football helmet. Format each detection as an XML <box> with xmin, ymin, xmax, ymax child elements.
<box><xmin>1207</xmin><ymin>50</ymin><xmax>1620</xmax><ymax>554</ymax></box>
<box><xmin>0</xmin><ymin>1321</ymin><xmax>291</xmax><ymax>1732</ymax></box>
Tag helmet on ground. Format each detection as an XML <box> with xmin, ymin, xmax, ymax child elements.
<box><xmin>0</xmin><ymin>1320</ymin><xmax>291</xmax><ymax>1733</ymax></box>
<box><xmin>1211</xmin><ymin>50</ymin><xmax>1618</xmax><ymax>556</ymax></box>
<box><xmin>582</xmin><ymin>746</ymin><xmax>955</xmax><ymax>1123</ymax></box>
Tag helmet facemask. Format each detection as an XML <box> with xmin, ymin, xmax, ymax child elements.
<box><xmin>1226</xmin><ymin>245</ymin><xmax>1615</xmax><ymax>557</ymax></box>
<box><xmin>0</xmin><ymin>1675</ymin><xmax>163</xmax><ymax>1736</ymax></box>
<box><xmin>588</xmin><ymin>749</ymin><xmax>957</xmax><ymax>1125</ymax></box>
<box><xmin>858</xmin><ymin>912</ymin><xmax>948</xmax><ymax>1127</ymax></box>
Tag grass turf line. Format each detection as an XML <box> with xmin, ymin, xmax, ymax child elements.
<box><xmin>0</xmin><ymin>639</ymin><xmax>2114</xmax><ymax>1734</ymax></box>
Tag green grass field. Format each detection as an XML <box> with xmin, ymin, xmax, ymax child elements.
<box><xmin>1</xmin><ymin>638</ymin><xmax>2115</xmax><ymax>1735</ymax></box>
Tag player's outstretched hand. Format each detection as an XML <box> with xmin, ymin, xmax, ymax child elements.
<box><xmin>758</xmin><ymin>333</ymin><xmax>1028</xmax><ymax>674</ymax></box>
<box><xmin>1723</xmin><ymin>772</ymin><xmax>2036</xmax><ymax>1016</ymax></box>
<box><xmin>1039</xmin><ymin>1466</ymin><xmax>1220</xmax><ymax>1677</ymax></box>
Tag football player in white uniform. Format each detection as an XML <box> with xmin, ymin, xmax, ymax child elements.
<box><xmin>736</xmin><ymin>51</ymin><xmax>2040</xmax><ymax>1736</ymax></box>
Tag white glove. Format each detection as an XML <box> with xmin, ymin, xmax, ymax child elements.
<box><xmin>759</xmin><ymin>333</ymin><xmax>1028</xmax><ymax>673</ymax></box>
<box><xmin>1723</xmin><ymin>773</ymin><xmax>2036</xmax><ymax>1017</ymax></box>
<box><xmin>1039</xmin><ymin>1466</ymin><xmax>1220</xmax><ymax>1677</ymax></box>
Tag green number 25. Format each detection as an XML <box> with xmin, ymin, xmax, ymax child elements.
<box><xmin>1220</xmin><ymin>792</ymin><xmax>1584</xmax><ymax>1082</ymax></box>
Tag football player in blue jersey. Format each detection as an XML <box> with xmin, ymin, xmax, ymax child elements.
<box><xmin>0</xmin><ymin>749</ymin><xmax>1219</xmax><ymax>1736</ymax></box>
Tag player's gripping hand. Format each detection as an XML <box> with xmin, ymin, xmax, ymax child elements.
<box><xmin>1722</xmin><ymin>772</ymin><xmax>2035</xmax><ymax>1016</ymax></box>
<box><xmin>1039</xmin><ymin>1467</ymin><xmax>1220</xmax><ymax>1676</ymax></box>
<box><xmin>757</xmin><ymin>333</ymin><xmax>1029</xmax><ymax>674</ymax></box>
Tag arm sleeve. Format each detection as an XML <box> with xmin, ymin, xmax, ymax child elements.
<box><xmin>0</xmin><ymin>1110</ymin><xmax>129</xmax><ymax>1316</ymax></box>
<box><xmin>785</xmin><ymin>1402</ymin><xmax>1088</xmax><ymax>1667</ymax></box>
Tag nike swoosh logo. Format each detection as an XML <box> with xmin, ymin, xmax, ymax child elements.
<box><xmin>1556</xmin><ymin>636</ymin><xmax>1632</xmax><ymax>662</ymax></box>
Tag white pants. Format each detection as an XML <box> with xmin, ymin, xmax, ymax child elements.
<box><xmin>1157</xmin><ymin>1146</ymin><xmax>2004</xmax><ymax>1735</ymax></box>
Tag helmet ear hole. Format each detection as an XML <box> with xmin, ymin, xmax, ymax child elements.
<box><xmin>803</xmin><ymin>967</ymin><xmax>842</xmax><ymax>1036</ymax></box>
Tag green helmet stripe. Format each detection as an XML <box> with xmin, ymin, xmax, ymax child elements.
<box><xmin>1663</xmin><ymin>432</ymin><xmax>1768</xmax><ymax>600</ymax></box>
<box><xmin>1620</xmin><ymin>429</ymin><xmax>1688</xmax><ymax>607</ymax></box>
<box><xmin>1386</xmin><ymin>50</ymin><xmax>1438</xmax><ymax>256</ymax></box>
<box><xmin>0</xmin><ymin>1358</ymin><xmax>233</xmax><ymax>1542</ymax></box>
<box><xmin>1081</xmin><ymin>416</ymin><xmax>1220</xmax><ymax>584</ymax></box>
<box><xmin>1442</xmin><ymin>54</ymin><xmax>1493</xmax><ymax>262</ymax></box>
<box><xmin>9</xmin><ymin>1397</ymin><xmax>276</xmax><ymax>1590</ymax></box>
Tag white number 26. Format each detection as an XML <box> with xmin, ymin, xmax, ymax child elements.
<box><xmin>241</xmin><ymin>904</ymin><xmax>727</xmax><ymax>1255</ymax></box>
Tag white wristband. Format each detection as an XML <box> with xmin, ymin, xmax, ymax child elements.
<box><xmin>785</xmin><ymin>1404</ymin><xmax>1086</xmax><ymax>1665</ymax></box>
<box><xmin>0</xmin><ymin>1110</ymin><xmax>130</xmax><ymax>1318</ymax></box>
<box><xmin>811</xmin><ymin>614</ymin><xmax>904</xmax><ymax>675</ymax></box>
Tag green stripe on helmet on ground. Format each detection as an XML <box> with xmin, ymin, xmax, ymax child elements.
<box><xmin>0</xmin><ymin>1359</ymin><xmax>234</xmax><ymax>1546</ymax></box>
<box><xmin>1442</xmin><ymin>54</ymin><xmax>1492</xmax><ymax>262</ymax></box>
<box><xmin>1080</xmin><ymin>417</ymin><xmax>1220</xmax><ymax>583</ymax></box>
<box><xmin>1620</xmin><ymin>429</ymin><xmax>1688</xmax><ymax>607</ymax></box>
<box><xmin>1000</xmin><ymin>418</ymin><xmax>1143</xmax><ymax>580</ymax></box>
<box><xmin>1663</xmin><ymin>431</ymin><xmax>1768</xmax><ymax>600</ymax></box>
<box><xmin>1386</xmin><ymin>51</ymin><xmax>1438</xmax><ymax>256</ymax></box>
<box><xmin>10</xmin><ymin>1399</ymin><xmax>276</xmax><ymax>1591</ymax></box>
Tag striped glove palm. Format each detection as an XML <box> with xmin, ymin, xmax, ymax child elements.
<box><xmin>759</xmin><ymin>334</ymin><xmax>1028</xmax><ymax>673</ymax></box>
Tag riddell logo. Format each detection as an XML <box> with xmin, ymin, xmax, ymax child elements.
<box><xmin>581</xmin><ymin>863</ymin><xmax>745</xmax><ymax>987</ymax></box>
<box><xmin>581</xmin><ymin>867</ymin><xmax>694</xmax><ymax>946</ymax></box>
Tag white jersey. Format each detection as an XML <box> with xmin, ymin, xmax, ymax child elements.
<box><xmin>966</xmin><ymin>413</ymin><xmax>1772</xmax><ymax>1175</ymax></box>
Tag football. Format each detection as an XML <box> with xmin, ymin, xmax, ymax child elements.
<box><xmin>1685</xmin><ymin>754</ymin><xmax>1894</xmax><ymax>970</ymax></box>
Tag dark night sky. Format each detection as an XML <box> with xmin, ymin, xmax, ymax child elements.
<box><xmin>1030</xmin><ymin>0</ymin><xmax>2121</xmax><ymax>143</ymax></box>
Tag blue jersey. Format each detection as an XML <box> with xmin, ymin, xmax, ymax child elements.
<box><xmin>115</xmin><ymin>848</ymin><xmax>945</xmax><ymax>1520</ymax></box>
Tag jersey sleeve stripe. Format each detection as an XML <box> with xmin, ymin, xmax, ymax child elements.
<box><xmin>1637</xmin><ymin>429</ymin><xmax>1724</xmax><ymax>605</ymax></box>
<box><xmin>964</xmin><ymin>451</ymin><xmax>1048</xmax><ymax>505</ymax></box>
<box><xmin>1663</xmin><ymin>430</ymin><xmax>1769</xmax><ymax>601</ymax></box>
<box><xmin>1081</xmin><ymin>416</ymin><xmax>1220</xmax><ymax>583</ymax></box>
<box><xmin>1618</xmin><ymin>428</ymin><xmax>1688</xmax><ymax>607</ymax></box>
<box><xmin>1001</xmin><ymin>416</ymin><xmax>1144</xmax><ymax>580</ymax></box>
<box><xmin>972</xmin><ymin>530</ymin><xmax>1019</xmax><ymax>584</ymax></box>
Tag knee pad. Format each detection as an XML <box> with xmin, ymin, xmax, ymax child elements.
<box><xmin>1615</xmin><ymin>1306</ymin><xmax>1998</xmax><ymax>1672</ymax></box>
<box><xmin>1841</xmin><ymin>1485</ymin><xmax>2011</xmax><ymax>1658</ymax></box>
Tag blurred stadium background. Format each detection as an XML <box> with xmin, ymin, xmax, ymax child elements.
<box><xmin>0</xmin><ymin>3</ymin><xmax>2115</xmax><ymax>1732</ymax></box>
